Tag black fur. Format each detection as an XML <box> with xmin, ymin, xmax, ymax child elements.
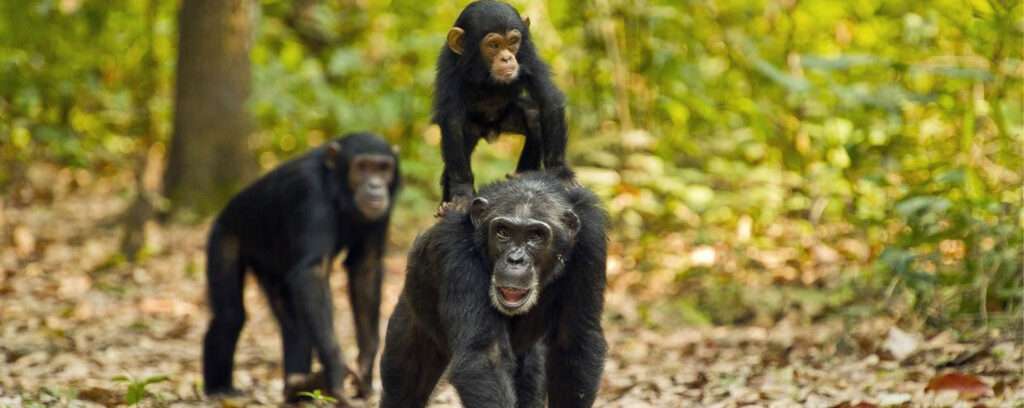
<box><xmin>380</xmin><ymin>173</ymin><xmax>607</xmax><ymax>407</ymax></box>
<box><xmin>202</xmin><ymin>132</ymin><xmax>399</xmax><ymax>401</ymax></box>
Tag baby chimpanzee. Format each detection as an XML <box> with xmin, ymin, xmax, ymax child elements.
<box><xmin>434</xmin><ymin>0</ymin><xmax>574</xmax><ymax>215</ymax></box>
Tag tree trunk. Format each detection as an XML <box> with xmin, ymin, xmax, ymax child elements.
<box><xmin>164</xmin><ymin>0</ymin><xmax>256</xmax><ymax>217</ymax></box>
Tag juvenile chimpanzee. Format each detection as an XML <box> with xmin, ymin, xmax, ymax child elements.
<box><xmin>380</xmin><ymin>172</ymin><xmax>608</xmax><ymax>408</ymax></box>
<box><xmin>202</xmin><ymin>133</ymin><xmax>399</xmax><ymax>404</ymax></box>
<box><xmin>435</xmin><ymin>0</ymin><xmax>572</xmax><ymax>212</ymax></box>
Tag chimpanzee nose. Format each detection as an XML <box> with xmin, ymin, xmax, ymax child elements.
<box><xmin>506</xmin><ymin>248</ymin><xmax>525</xmax><ymax>265</ymax></box>
<box><xmin>501</xmin><ymin>55</ymin><xmax>512</xmax><ymax>63</ymax></box>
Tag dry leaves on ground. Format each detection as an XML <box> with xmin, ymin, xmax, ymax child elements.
<box><xmin>0</xmin><ymin>185</ymin><xmax>1021</xmax><ymax>407</ymax></box>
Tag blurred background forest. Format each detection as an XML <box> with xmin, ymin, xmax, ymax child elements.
<box><xmin>1</xmin><ymin>0</ymin><xmax>1021</xmax><ymax>331</ymax></box>
<box><xmin>2</xmin><ymin>0</ymin><xmax>1023</xmax><ymax>405</ymax></box>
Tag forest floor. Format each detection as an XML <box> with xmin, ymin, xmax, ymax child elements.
<box><xmin>0</xmin><ymin>177</ymin><xmax>1021</xmax><ymax>407</ymax></box>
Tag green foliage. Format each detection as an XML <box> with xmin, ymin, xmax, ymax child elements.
<box><xmin>1</xmin><ymin>0</ymin><xmax>1020</xmax><ymax>327</ymax></box>
<box><xmin>296</xmin><ymin>389</ymin><xmax>338</xmax><ymax>406</ymax></box>
<box><xmin>0</xmin><ymin>0</ymin><xmax>174</xmax><ymax>183</ymax></box>
<box><xmin>112</xmin><ymin>374</ymin><xmax>169</xmax><ymax>405</ymax></box>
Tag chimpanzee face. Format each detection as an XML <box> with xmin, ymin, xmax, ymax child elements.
<box><xmin>347</xmin><ymin>154</ymin><xmax>395</xmax><ymax>220</ymax></box>
<box><xmin>445</xmin><ymin>6</ymin><xmax>531</xmax><ymax>85</ymax></box>
<box><xmin>478</xmin><ymin>29</ymin><xmax>522</xmax><ymax>84</ymax></box>
<box><xmin>470</xmin><ymin>195</ymin><xmax>579</xmax><ymax>316</ymax></box>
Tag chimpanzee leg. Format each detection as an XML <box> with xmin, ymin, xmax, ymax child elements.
<box><xmin>515</xmin><ymin>343</ymin><xmax>546</xmax><ymax>408</ymax></box>
<box><xmin>546</xmin><ymin>325</ymin><xmax>606</xmax><ymax>408</ymax></box>
<box><xmin>517</xmin><ymin>135</ymin><xmax>543</xmax><ymax>173</ymax></box>
<box><xmin>500</xmin><ymin>104</ymin><xmax>542</xmax><ymax>173</ymax></box>
<box><xmin>541</xmin><ymin>106</ymin><xmax>568</xmax><ymax>169</ymax></box>
<box><xmin>279</xmin><ymin>303</ymin><xmax>313</xmax><ymax>376</ymax></box>
<box><xmin>380</xmin><ymin>301</ymin><xmax>448</xmax><ymax>408</ymax></box>
<box><xmin>258</xmin><ymin>277</ymin><xmax>313</xmax><ymax>401</ymax></box>
<box><xmin>202</xmin><ymin>231</ymin><xmax>247</xmax><ymax>395</ymax></box>
<box><xmin>286</xmin><ymin>256</ymin><xmax>350</xmax><ymax>398</ymax></box>
<box><xmin>344</xmin><ymin>238</ymin><xmax>384</xmax><ymax>398</ymax></box>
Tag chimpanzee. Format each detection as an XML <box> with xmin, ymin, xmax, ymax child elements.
<box><xmin>434</xmin><ymin>0</ymin><xmax>572</xmax><ymax>213</ymax></box>
<box><xmin>202</xmin><ymin>132</ymin><xmax>399</xmax><ymax>404</ymax></box>
<box><xmin>380</xmin><ymin>172</ymin><xmax>607</xmax><ymax>408</ymax></box>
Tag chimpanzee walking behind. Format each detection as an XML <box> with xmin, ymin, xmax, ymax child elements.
<box><xmin>202</xmin><ymin>133</ymin><xmax>399</xmax><ymax>404</ymax></box>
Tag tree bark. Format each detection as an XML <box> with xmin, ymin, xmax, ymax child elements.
<box><xmin>164</xmin><ymin>0</ymin><xmax>256</xmax><ymax>217</ymax></box>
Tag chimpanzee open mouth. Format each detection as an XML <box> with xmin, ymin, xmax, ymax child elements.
<box><xmin>498</xmin><ymin>287</ymin><xmax>529</xmax><ymax>305</ymax></box>
<box><xmin>491</xmin><ymin>285</ymin><xmax>537</xmax><ymax>315</ymax></box>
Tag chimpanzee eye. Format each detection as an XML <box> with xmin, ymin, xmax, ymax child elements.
<box><xmin>495</xmin><ymin>226</ymin><xmax>510</xmax><ymax>240</ymax></box>
<box><xmin>527</xmin><ymin>229</ymin><xmax>544</xmax><ymax>244</ymax></box>
<box><xmin>490</xmin><ymin>42</ymin><xmax>500</xmax><ymax>49</ymax></box>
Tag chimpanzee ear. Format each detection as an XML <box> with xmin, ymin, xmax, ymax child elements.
<box><xmin>563</xmin><ymin>210</ymin><xmax>580</xmax><ymax>237</ymax></box>
<box><xmin>522</xmin><ymin>16</ymin><xmax>531</xmax><ymax>29</ymax></box>
<box><xmin>470</xmin><ymin>197</ymin><xmax>489</xmax><ymax>228</ymax></box>
<box><xmin>324</xmin><ymin>141</ymin><xmax>342</xmax><ymax>170</ymax></box>
<box><xmin>447</xmin><ymin>27</ymin><xmax>465</xmax><ymax>55</ymax></box>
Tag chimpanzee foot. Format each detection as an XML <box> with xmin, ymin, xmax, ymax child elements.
<box><xmin>206</xmin><ymin>387</ymin><xmax>244</xmax><ymax>398</ymax></box>
<box><xmin>353</xmin><ymin>375</ymin><xmax>371</xmax><ymax>399</ymax></box>
<box><xmin>548</xmin><ymin>165</ymin><xmax>578</xmax><ymax>186</ymax></box>
<box><xmin>434</xmin><ymin>196</ymin><xmax>472</xmax><ymax>218</ymax></box>
<box><xmin>347</xmin><ymin>369</ymin><xmax>369</xmax><ymax>399</ymax></box>
<box><xmin>434</xmin><ymin>202</ymin><xmax>451</xmax><ymax>218</ymax></box>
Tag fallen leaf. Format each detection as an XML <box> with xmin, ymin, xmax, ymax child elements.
<box><xmin>877</xmin><ymin>392</ymin><xmax>911</xmax><ymax>405</ymax></box>
<box><xmin>883</xmin><ymin>327</ymin><xmax>919</xmax><ymax>361</ymax></box>
<box><xmin>139</xmin><ymin>297</ymin><xmax>199</xmax><ymax>316</ymax></box>
<box><xmin>925</xmin><ymin>372</ymin><xmax>992</xmax><ymax>399</ymax></box>
<box><xmin>12</xmin><ymin>225</ymin><xmax>36</xmax><ymax>257</ymax></box>
<box><xmin>77</xmin><ymin>386</ymin><xmax>121</xmax><ymax>405</ymax></box>
<box><xmin>831</xmin><ymin>402</ymin><xmax>878</xmax><ymax>408</ymax></box>
<box><xmin>58</xmin><ymin>275</ymin><xmax>92</xmax><ymax>298</ymax></box>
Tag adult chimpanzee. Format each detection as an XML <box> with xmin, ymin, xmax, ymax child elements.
<box><xmin>435</xmin><ymin>0</ymin><xmax>572</xmax><ymax>213</ymax></box>
<box><xmin>380</xmin><ymin>172</ymin><xmax>607</xmax><ymax>408</ymax></box>
<box><xmin>202</xmin><ymin>133</ymin><xmax>399</xmax><ymax>404</ymax></box>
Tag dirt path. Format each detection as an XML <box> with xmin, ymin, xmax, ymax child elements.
<box><xmin>1</xmin><ymin>189</ymin><xmax>1020</xmax><ymax>407</ymax></box>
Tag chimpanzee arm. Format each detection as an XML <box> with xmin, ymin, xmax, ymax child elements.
<box><xmin>282</xmin><ymin>206</ymin><xmax>352</xmax><ymax>399</ymax></box>
<box><xmin>514</xmin><ymin>343</ymin><xmax>546</xmax><ymax>408</ymax></box>
<box><xmin>343</xmin><ymin>223</ymin><xmax>386</xmax><ymax>397</ymax></box>
<box><xmin>438</xmin><ymin>107</ymin><xmax>476</xmax><ymax>202</ymax></box>
<box><xmin>285</xmin><ymin>254</ymin><xmax>351</xmax><ymax>397</ymax></box>
<box><xmin>525</xmin><ymin>71</ymin><xmax>571</xmax><ymax>179</ymax></box>
<box><xmin>546</xmin><ymin>213</ymin><xmax>608</xmax><ymax>408</ymax></box>
<box><xmin>440</xmin><ymin>254</ymin><xmax>517</xmax><ymax>407</ymax></box>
